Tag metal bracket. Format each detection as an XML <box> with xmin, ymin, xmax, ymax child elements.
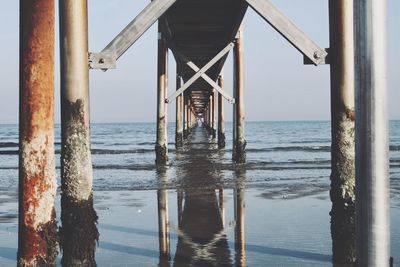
<box><xmin>89</xmin><ymin>0</ymin><xmax>177</xmax><ymax>70</ymax></box>
<box><xmin>165</xmin><ymin>42</ymin><xmax>235</xmax><ymax>103</ymax></box>
<box><xmin>246</xmin><ymin>0</ymin><xmax>328</xmax><ymax>66</ymax></box>
<box><xmin>304</xmin><ymin>48</ymin><xmax>329</xmax><ymax>65</ymax></box>
<box><xmin>88</xmin><ymin>52</ymin><xmax>116</xmax><ymax>69</ymax></box>
<box><xmin>171</xmin><ymin>47</ymin><xmax>235</xmax><ymax>104</ymax></box>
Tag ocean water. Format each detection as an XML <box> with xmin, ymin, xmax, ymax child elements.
<box><xmin>0</xmin><ymin>121</ymin><xmax>399</xmax><ymax>266</ymax></box>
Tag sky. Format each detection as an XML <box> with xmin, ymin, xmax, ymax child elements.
<box><xmin>0</xmin><ymin>0</ymin><xmax>399</xmax><ymax>123</ymax></box>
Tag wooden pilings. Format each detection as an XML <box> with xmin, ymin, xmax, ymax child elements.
<box><xmin>217</xmin><ymin>75</ymin><xmax>226</xmax><ymax>148</ymax></box>
<box><xmin>158</xmin><ymin>188</ymin><xmax>170</xmax><ymax>260</ymax></box>
<box><xmin>175</xmin><ymin>72</ymin><xmax>184</xmax><ymax>147</ymax></box>
<box><xmin>354</xmin><ymin>0</ymin><xmax>390</xmax><ymax>265</ymax></box>
<box><xmin>233</xmin><ymin>29</ymin><xmax>246</xmax><ymax>163</ymax></box>
<box><xmin>328</xmin><ymin>0</ymin><xmax>356</xmax><ymax>264</ymax></box>
<box><xmin>156</xmin><ymin>29</ymin><xmax>169</xmax><ymax>165</ymax></box>
<box><xmin>18</xmin><ymin>1</ymin><xmax>58</xmax><ymax>265</ymax></box>
<box><xmin>59</xmin><ymin>1</ymin><xmax>98</xmax><ymax>265</ymax></box>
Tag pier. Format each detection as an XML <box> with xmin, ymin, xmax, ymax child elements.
<box><xmin>18</xmin><ymin>0</ymin><xmax>391</xmax><ymax>266</ymax></box>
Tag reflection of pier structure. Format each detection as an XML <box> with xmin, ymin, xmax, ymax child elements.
<box><xmin>19</xmin><ymin>0</ymin><xmax>390</xmax><ymax>266</ymax></box>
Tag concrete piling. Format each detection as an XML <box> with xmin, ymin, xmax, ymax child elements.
<box><xmin>328</xmin><ymin>0</ymin><xmax>356</xmax><ymax>264</ymax></box>
<box><xmin>233</xmin><ymin>28</ymin><xmax>246</xmax><ymax>163</ymax></box>
<box><xmin>212</xmin><ymin>90</ymin><xmax>217</xmax><ymax>139</ymax></box>
<box><xmin>354</xmin><ymin>0</ymin><xmax>390</xmax><ymax>265</ymax></box>
<box><xmin>175</xmin><ymin>72</ymin><xmax>184</xmax><ymax>148</ymax></box>
<box><xmin>217</xmin><ymin>75</ymin><xmax>226</xmax><ymax>149</ymax></box>
<box><xmin>59</xmin><ymin>0</ymin><xmax>99</xmax><ymax>265</ymax></box>
<box><xmin>156</xmin><ymin>28</ymin><xmax>169</xmax><ymax>165</ymax></box>
<box><xmin>18</xmin><ymin>0</ymin><xmax>58</xmax><ymax>265</ymax></box>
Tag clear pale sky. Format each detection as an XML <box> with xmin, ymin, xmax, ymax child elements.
<box><xmin>1</xmin><ymin>0</ymin><xmax>399</xmax><ymax>123</ymax></box>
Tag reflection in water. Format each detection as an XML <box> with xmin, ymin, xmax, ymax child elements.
<box><xmin>157</xmin><ymin>168</ymin><xmax>170</xmax><ymax>266</ymax></box>
<box><xmin>234</xmin><ymin>169</ymin><xmax>246</xmax><ymax>267</ymax></box>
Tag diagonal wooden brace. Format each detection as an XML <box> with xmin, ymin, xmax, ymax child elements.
<box><xmin>165</xmin><ymin>42</ymin><xmax>235</xmax><ymax>103</ymax></box>
<box><xmin>89</xmin><ymin>0</ymin><xmax>177</xmax><ymax>69</ymax></box>
<box><xmin>172</xmin><ymin>48</ymin><xmax>235</xmax><ymax>104</ymax></box>
<box><xmin>246</xmin><ymin>0</ymin><xmax>328</xmax><ymax>65</ymax></box>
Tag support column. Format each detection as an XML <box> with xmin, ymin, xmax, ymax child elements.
<box><xmin>59</xmin><ymin>1</ymin><xmax>98</xmax><ymax>265</ymax></box>
<box><xmin>175</xmin><ymin>72</ymin><xmax>183</xmax><ymax>147</ymax></box>
<box><xmin>212</xmin><ymin>90</ymin><xmax>217</xmax><ymax>138</ymax></box>
<box><xmin>19</xmin><ymin>1</ymin><xmax>58</xmax><ymax>265</ymax></box>
<box><xmin>328</xmin><ymin>1</ymin><xmax>356</xmax><ymax>265</ymax></box>
<box><xmin>354</xmin><ymin>0</ymin><xmax>390</xmax><ymax>266</ymax></box>
<box><xmin>233</xmin><ymin>28</ymin><xmax>246</xmax><ymax>163</ymax></box>
<box><xmin>218</xmin><ymin>75</ymin><xmax>226</xmax><ymax>149</ymax></box>
<box><xmin>183</xmin><ymin>93</ymin><xmax>188</xmax><ymax>138</ymax></box>
<box><xmin>156</xmin><ymin>28</ymin><xmax>168</xmax><ymax>165</ymax></box>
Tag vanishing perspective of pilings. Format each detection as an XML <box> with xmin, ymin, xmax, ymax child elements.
<box><xmin>18</xmin><ymin>0</ymin><xmax>58</xmax><ymax>265</ymax></box>
<box><xmin>354</xmin><ymin>0</ymin><xmax>390</xmax><ymax>266</ymax></box>
<box><xmin>328</xmin><ymin>0</ymin><xmax>356</xmax><ymax>265</ymax></box>
<box><xmin>59</xmin><ymin>0</ymin><xmax>99</xmax><ymax>265</ymax></box>
<box><xmin>16</xmin><ymin>0</ymin><xmax>393</xmax><ymax>265</ymax></box>
<box><xmin>156</xmin><ymin>28</ymin><xmax>169</xmax><ymax>165</ymax></box>
<box><xmin>217</xmin><ymin>75</ymin><xmax>226</xmax><ymax>149</ymax></box>
<box><xmin>233</xmin><ymin>28</ymin><xmax>246</xmax><ymax>163</ymax></box>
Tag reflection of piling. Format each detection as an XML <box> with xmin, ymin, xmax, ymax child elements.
<box><xmin>217</xmin><ymin>75</ymin><xmax>226</xmax><ymax>149</ymax></box>
<box><xmin>18</xmin><ymin>1</ymin><xmax>58</xmax><ymax>265</ymax></box>
<box><xmin>354</xmin><ymin>0</ymin><xmax>390</xmax><ymax>265</ymax></box>
<box><xmin>328</xmin><ymin>0</ymin><xmax>356</xmax><ymax>264</ymax></box>
<box><xmin>156</xmin><ymin>28</ymin><xmax>169</xmax><ymax>165</ymax></box>
<box><xmin>233</xmin><ymin>27</ymin><xmax>246</xmax><ymax>163</ymax></box>
<box><xmin>234</xmin><ymin>188</ymin><xmax>246</xmax><ymax>267</ymax></box>
<box><xmin>175</xmin><ymin>72</ymin><xmax>184</xmax><ymax>148</ymax></box>
<box><xmin>59</xmin><ymin>1</ymin><xmax>99</xmax><ymax>265</ymax></box>
<box><xmin>218</xmin><ymin>189</ymin><xmax>225</xmax><ymax>227</ymax></box>
<box><xmin>158</xmin><ymin>188</ymin><xmax>170</xmax><ymax>260</ymax></box>
<box><xmin>177</xmin><ymin>189</ymin><xmax>184</xmax><ymax>228</ymax></box>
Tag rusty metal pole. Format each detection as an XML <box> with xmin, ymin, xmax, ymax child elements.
<box><xmin>328</xmin><ymin>1</ymin><xmax>356</xmax><ymax>265</ymax></box>
<box><xmin>19</xmin><ymin>1</ymin><xmax>58</xmax><ymax>265</ymax></box>
<box><xmin>233</xmin><ymin>28</ymin><xmax>246</xmax><ymax>163</ymax></box>
<box><xmin>218</xmin><ymin>75</ymin><xmax>226</xmax><ymax>149</ymax></box>
<box><xmin>354</xmin><ymin>0</ymin><xmax>390</xmax><ymax>266</ymax></box>
<box><xmin>59</xmin><ymin>1</ymin><xmax>99</xmax><ymax>265</ymax></box>
<box><xmin>156</xmin><ymin>28</ymin><xmax>168</xmax><ymax>165</ymax></box>
<box><xmin>175</xmin><ymin>71</ymin><xmax>183</xmax><ymax>147</ymax></box>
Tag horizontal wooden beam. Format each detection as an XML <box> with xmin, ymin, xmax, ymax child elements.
<box><xmin>246</xmin><ymin>0</ymin><xmax>328</xmax><ymax>65</ymax></box>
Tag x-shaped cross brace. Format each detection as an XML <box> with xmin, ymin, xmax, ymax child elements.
<box><xmin>165</xmin><ymin>42</ymin><xmax>235</xmax><ymax>104</ymax></box>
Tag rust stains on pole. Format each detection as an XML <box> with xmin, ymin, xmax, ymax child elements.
<box><xmin>59</xmin><ymin>0</ymin><xmax>99</xmax><ymax>265</ymax></box>
<box><xmin>183</xmin><ymin>93</ymin><xmax>188</xmax><ymax>138</ymax></box>
<box><xmin>176</xmin><ymin>71</ymin><xmax>183</xmax><ymax>147</ymax></box>
<box><xmin>217</xmin><ymin>75</ymin><xmax>226</xmax><ymax>149</ymax></box>
<box><xmin>156</xmin><ymin>28</ymin><xmax>168</xmax><ymax>165</ymax></box>
<box><xmin>233</xmin><ymin>28</ymin><xmax>246</xmax><ymax>163</ymax></box>
<box><xmin>19</xmin><ymin>0</ymin><xmax>58</xmax><ymax>265</ymax></box>
<box><xmin>328</xmin><ymin>0</ymin><xmax>356</xmax><ymax>265</ymax></box>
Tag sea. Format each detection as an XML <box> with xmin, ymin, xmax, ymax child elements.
<box><xmin>0</xmin><ymin>121</ymin><xmax>399</xmax><ymax>266</ymax></box>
